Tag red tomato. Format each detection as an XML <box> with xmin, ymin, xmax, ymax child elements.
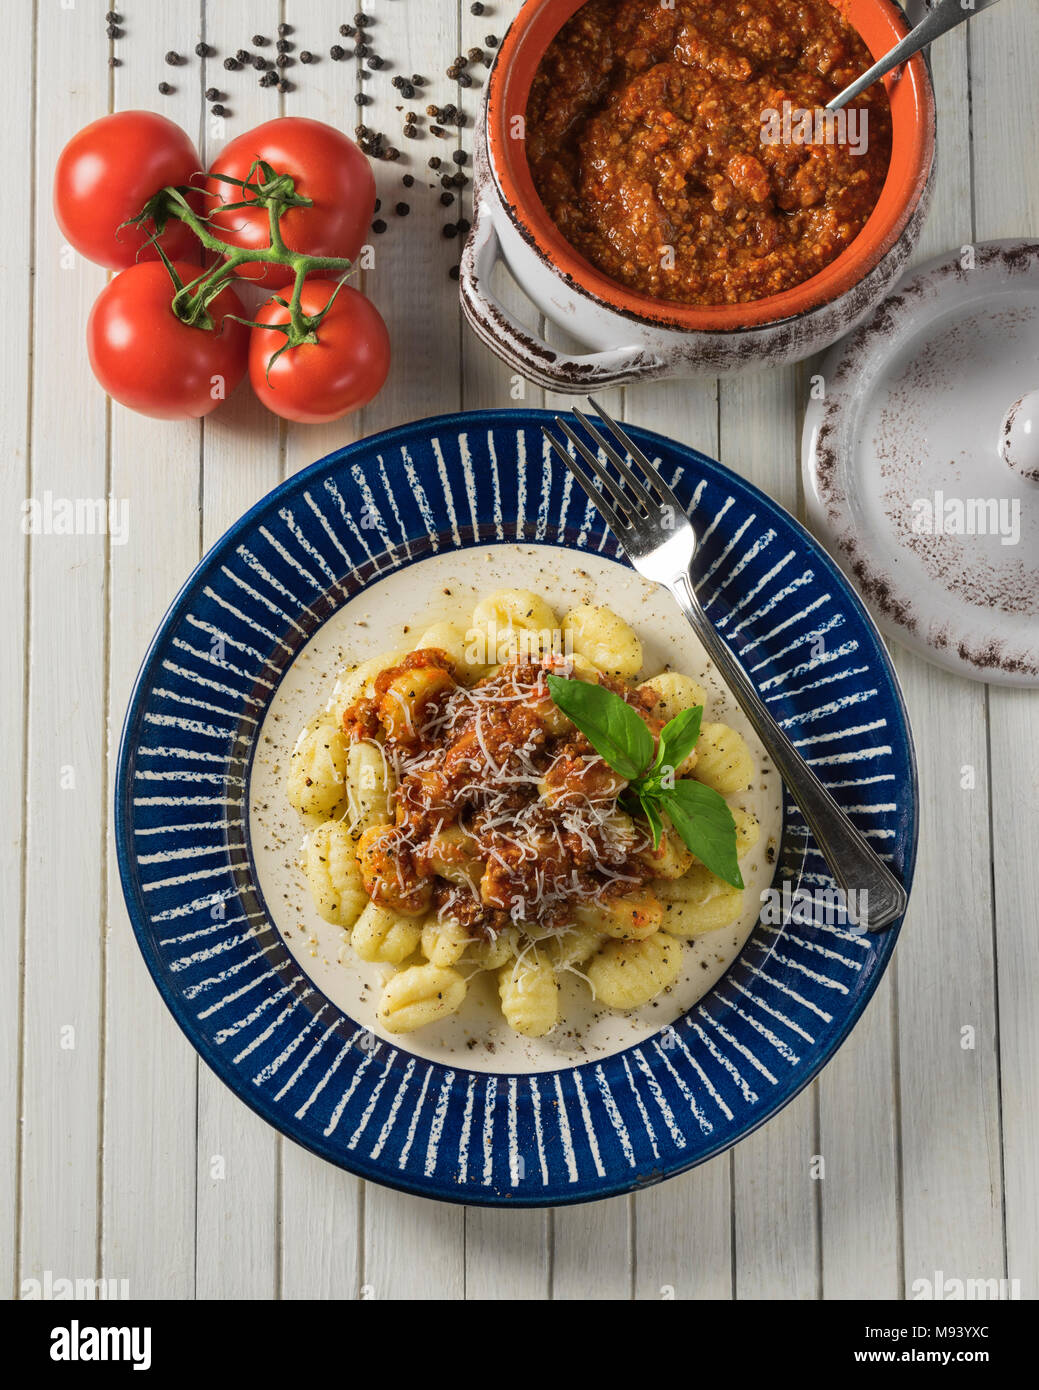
<box><xmin>87</xmin><ymin>261</ymin><xmax>249</xmax><ymax>420</ymax></box>
<box><xmin>54</xmin><ymin>111</ymin><xmax>202</xmax><ymax>270</ymax></box>
<box><xmin>205</xmin><ymin>118</ymin><xmax>376</xmax><ymax>288</ymax></box>
<box><xmin>249</xmin><ymin>281</ymin><xmax>390</xmax><ymax>423</ymax></box>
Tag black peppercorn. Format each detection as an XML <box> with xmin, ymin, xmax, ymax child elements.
<box><xmin>195</xmin><ymin>42</ymin><xmax>213</xmax><ymax>58</ymax></box>
<box><xmin>251</xmin><ymin>54</ymin><xmax>267</xmax><ymax>69</ymax></box>
<box><xmin>278</xmin><ymin>80</ymin><xmax>291</xmax><ymax>93</ymax></box>
<box><xmin>276</xmin><ymin>39</ymin><xmax>291</xmax><ymax>53</ymax></box>
<box><xmin>223</xmin><ymin>57</ymin><xmax>240</xmax><ymax>70</ymax></box>
<box><xmin>457</xmin><ymin>218</ymin><xmax>472</xmax><ymax>235</ymax></box>
<box><xmin>236</xmin><ymin>48</ymin><xmax>250</xmax><ymax>62</ymax></box>
<box><xmin>211</xmin><ymin>104</ymin><xmax>228</xmax><ymax>117</ymax></box>
<box><xmin>443</xmin><ymin>223</ymin><xmax>458</xmax><ymax>239</ymax></box>
<box><xmin>278</xmin><ymin>22</ymin><xmax>291</xmax><ymax>36</ymax></box>
<box><xmin>439</xmin><ymin>191</ymin><xmax>454</xmax><ymax>205</ymax></box>
<box><xmin>355</xmin><ymin>92</ymin><xmax>371</xmax><ymax>105</ymax></box>
<box><xmin>403</xmin><ymin>124</ymin><xmax>418</xmax><ymax>139</ymax></box>
<box><xmin>165</xmin><ymin>50</ymin><xmax>182</xmax><ymax>65</ymax></box>
<box><xmin>252</xmin><ymin>34</ymin><xmax>268</xmax><ymax>46</ymax></box>
<box><xmin>412</xmin><ymin>75</ymin><xmax>425</xmax><ymax>86</ymax></box>
<box><xmin>339</xmin><ymin>24</ymin><xmax>356</xmax><ymax>38</ymax></box>
<box><xmin>454</xmin><ymin>172</ymin><xmax>470</xmax><ymax>187</ymax></box>
<box><xmin>107</xmin><ymin>56</ymin><xmax>120</xmax><ymax>67</ymax></box>
<box><xmin>158</xmin><ymin>81</ymin><xmax>173</xmax><ymax>94</ymax></box>
<box><xmin>452</xmin><ymin>150</ymin><xmax>468</xmax><ymax>165</ymax></box>
<box><xmin>372</xmin><ymin>219</ymin><xmax>387</xmax><ymax>233</ymax></box>
<box><xmin>400</xmin><ymin>82</ymin><xmax>415</xmax><ymax>99</ymax></box>
<box><xmin>107</xmin><ymin>26</ymin><xmax>123</xmax><ymax>40</ymax></box>
<box><xmin>458</xmin><ymin>72</ymin><xmax>473</xmax><ymax>88</ymax></box>
<box><xmin>430</xmin><ymin>125</ymin><xmax>447</xmax><ymax>139</ymax></box>
<box><xmin>385</xmin><ymin>147</ymin><xmax>400</xmax><ymax>161</ymax></box>
<box><xmin>260</xmin><ymin>70</ymin><xmax>278</xmax><ymax>87</ymax></box>
<box><xmin>470</xmin><ymin>2</ymin><xmax>485</xmax><ymax>14</ymax></box>
<box><xmin>429</xmin><ymin>156</ymin><xmax>442</xmax><ymax>169</ymax></box>
<box><xmin>391</xmin><ymin>75</ymin><xmax>403</xmax><ymax>88</ymax></box>
<box><xmin>356</xmin><ymin>42</ymin><xmax>370</xmax><ymax>58</ymax></box>
<box><xmin>426</xmin><ymin>104</ymin><xmax>440</xmax><ymax>118</ymax></box>
<box><xmin>486</xmin><ymin>35</ymin><xmax>499</xmax><ymax>48</ymax></box>
<box><xmin>446</xmin><ymin>66</ymin><xmax>460</xmax><ymax>80</ymax></box>
<box><xmin>367</xmin><ymin>55</ymin><xmax>383</xmax><ymax>70</ymax></box>
<box><xmin>468</xmin><ymin>48</ymin><xmax>483</xmax><ymax>62</ymax></box>
<box><xmin>355</xmin><ymin>11</ymin><xmax>371</xmax><ymax>25</ymax></box>
<box><xmin>330</xmin><ymin>45</ymin><xmax>346</xmax><ymax>60</ymax></box>
<box><xmin>105</xmin><ymin>9</ymin><xmax>122</xmax><ymax>20</ymax></box>
<box><xmin>205</xmin><ymin>86</ymin><xmax>220</xmax><ymax>100</ymax></box>
<box><xmin>300</xmin><ymin>51</ymin><xmax>315</xmax><ymax>64</ymax></box>
<box><xmin>276</xmin><ymin>54</ymin><xmax>293</xmax><ymax>68</ymax></box>
<box><xmin>402</xmin><ymin>174</ymin><xmax>415</xmax><ymax>187</ymax></box>
<box><xmin>441</xmin><ymin>173</ymin><xmax>454</xmax><ymax>189</ymax></box>
<box><xmin>395</xmin><ymin>202</ymin><xmax>410</xmax><ymax>217</ymax></box>
<box><xmin>449</xmin><ymin>265</ymin><xmax>460</xmax><ymax>281</ymax></box>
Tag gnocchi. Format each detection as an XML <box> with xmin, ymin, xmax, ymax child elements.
<box><xmin>287</xmin><ymin>591</ymin><xmax>761</xmax><ymax>1038</ymax></box>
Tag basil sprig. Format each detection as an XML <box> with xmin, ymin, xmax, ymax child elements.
<box><xmin>545</xmin><ymin>674</ymin><xmax>744</xmax><ymax>890</ymax></box>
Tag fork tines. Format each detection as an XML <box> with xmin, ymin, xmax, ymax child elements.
<box><xmin>542</xmin><ymin>396</ymin><xmax>685</xmax><ymax>536</ymax></box>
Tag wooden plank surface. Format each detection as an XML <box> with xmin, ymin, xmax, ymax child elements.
<box><xmin>5</xmin><ymin>0</ymin><xmax>1037</xmax><ymax>1302</ymax></box>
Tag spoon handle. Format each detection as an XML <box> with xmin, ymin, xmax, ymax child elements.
<box><xmin>827</xmin><ymin>0</ymin><xmax>1004</xmax><ymax>112</ymax></box>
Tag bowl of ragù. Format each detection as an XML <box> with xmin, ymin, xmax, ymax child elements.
<box><xmin>460</xmin><ymin>0</ymin><xmax>936</xmax><ymax>388</ymax></box>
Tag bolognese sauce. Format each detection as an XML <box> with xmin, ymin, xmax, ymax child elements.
<box><xmin>344</xmin><ymin>650</ymin><xmax>661</xmax><ymax>937</ymax></box>
<box><xmin>525</xmin><ymin>0</ymin><xmax>892</xmax><ymax>306</ymax></box>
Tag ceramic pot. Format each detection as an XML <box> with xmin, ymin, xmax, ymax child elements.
<box><xmin>460</xmin><ymin>0</ymin><xmax>937</xmax><ymax>389</ymax></box>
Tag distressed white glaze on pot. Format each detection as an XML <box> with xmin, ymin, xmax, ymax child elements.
<box><xmin>460</xmin><ymin>0</ymin><xmax>937</xmax><ymax>388</ymax></box>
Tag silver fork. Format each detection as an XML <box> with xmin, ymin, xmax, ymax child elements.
<box><xmin>544</xmin><ymin>398</ymin><xmax>908</xmax><ymax>932</ymax></box>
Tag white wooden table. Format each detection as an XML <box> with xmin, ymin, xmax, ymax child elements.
<box><xmin>4</xmin><ymin>0</ymin><xmax>1037</xmax><ymax>1301</ymax></box>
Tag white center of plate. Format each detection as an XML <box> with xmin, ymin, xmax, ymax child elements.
<box><xmin>248</xmin><ymin>543</ymin><xmax>782</xmax><ymax>1074</ymax></box>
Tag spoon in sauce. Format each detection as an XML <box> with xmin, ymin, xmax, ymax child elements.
<box><xmin>828</xmin><ymin>0</ymin><xmax>1005</xmax><ymax>112</ymax></box>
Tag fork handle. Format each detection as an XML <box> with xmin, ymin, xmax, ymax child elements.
<box><xmin>672</xmin><ymin>573</ymin><xmax>908</xmax><ymax>931</ymax></box>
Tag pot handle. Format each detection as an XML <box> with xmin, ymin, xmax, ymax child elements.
<box><xmin>459</xmin><ymin>203</ymin><xmax>668</xmax><ymax>393</ymax></box>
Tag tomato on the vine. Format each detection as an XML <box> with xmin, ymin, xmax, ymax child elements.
<box><xmin>87</xmin><ymin>261</ymin><xmax>249</xmax><ymax>421</ymax></box>
<box><xmin>205</xmin><ymin>118</ymin><xmax>376</xmax><ymax>288</ymax></box>
<box><xmin>248</xmin><ymin>281</ymin><xmax>390</xmax><ymax>423</ymax></box>
<box><xmin>54</xmin><ymin>111</ymin><xmax>202</xmax><ymax>270</ymax></box>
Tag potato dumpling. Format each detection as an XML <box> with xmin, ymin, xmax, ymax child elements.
<box><xmin>421</xmin><ymin>915</ymin><xmax>473</xmax><ymax>967</ymax></box>
<box><xmin>472</xmin><ymin>588</ymin><xmax>560</xmax><ymax>664</ymax></box>
<box><xmin>303</xmin><ymin>820</ymin><xmax>368</xmax><ymax>928</ymax></box>
<box><xmin>657</xmin><ymin>864</ymin><xmax>743</xmax><ymax>938</ymax></box>
<box><xmin>732</xmin><ymin>805</ymin><xmax>760</xmax><ymax>858</ymax></box>
<box><xmin>352</xmin><ymin>902</ymin><xmax>423</xmax><ymax>964</ymax></box>
<box><xmin>329</xmin><ymin>649</ymin><xmax>407</xmax><ymax>728</ymax></box>
<box><xmin>498</xmin><ymin>956</ymin><xmax>559</xmax><ymax>1038</ymax></box>
<box><xmin>694</xmin><ymin>723</ymin><xmax>754</xmax><ymax>795</ymax></box>
<box><xmin>377</xmin><ymin>963</ymin><xmax>467</xmax><ymax>1034</ymax></box>
<box><xmin>414</xmin><ymin>620</ymin><xmax>488</xmax><ymax>681</ymax></box>
<box><xmin>287</xmin><ymin>716</ymin><xmax>349</xmax><ymax>819</ymax></box>
<box><xmin>577</xmin><ymin>889</ymin><xmax>663</xmax><ymax>941</ymax></box>
<box><xmin>637</xmin><ymin>819</ymin><xmax>695</xmax><ymax>880</ymax></box>
<box><xmin>377</xmin><ymin>664</ymin><xmax>455</xmax><ymax>745</ymax></box>
<box><xmin>586</xmin><ymin>934</ymin><xmax>683</xmax><ymax>1008</ymax></box>
<box><xmin>356</xmin><ymin>824</ymin><xmax>432</xmax><ymax>916</ymax></box>
<box><xmin>562</xmin><ymin>604</ymin><xmax>642</xmax><ymax>679</ymax></box>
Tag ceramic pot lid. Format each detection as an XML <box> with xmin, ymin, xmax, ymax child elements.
<box><xmin>803</xmin><ymin>240</ymin><xmax>1039</xmax><ymax>687</ymax></box>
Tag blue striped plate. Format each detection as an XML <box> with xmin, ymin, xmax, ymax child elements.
<box><xmin>115</xmin><ymin>410</ymin><xmax>917</xmax><ymax>1206</ymax></box>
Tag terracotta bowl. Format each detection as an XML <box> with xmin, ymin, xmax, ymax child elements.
<box><xmin>460</xmin><ymin>0</ymin><xmax>936</xmax><ymax>388</ymax></box>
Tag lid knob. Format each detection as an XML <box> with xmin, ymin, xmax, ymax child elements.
<box><xmin>1000</xmin><ymin>390</ymin><xmax>1039</xmax><ymax>483</ymax></box>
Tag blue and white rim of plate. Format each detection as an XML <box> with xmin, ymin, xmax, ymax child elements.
<box><xmin>115</xmin><ymin>409</ymin><xmax>918</xmax><ymax>1207</ymax></box>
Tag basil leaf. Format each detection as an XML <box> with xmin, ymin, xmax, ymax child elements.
<box><xmin>655</xmin><ymin>705</ymin><xmax>703</xmax><ymax>778</ymax></box>
<box><xmin>659</xmin><ymin>779</ymin><xmax>744</xmax><ymax>890</ymax></box>
<box><xmin>640</xmin><ymin>794</ymin><xmax>664</xmax><ymax>850</ymax></box>
<box><xmin>546</xmin><ymin>675</ymin><xmax>653</xmax><ymax>781</ymax></box>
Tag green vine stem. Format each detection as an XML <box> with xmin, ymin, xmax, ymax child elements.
<box><xmin>127</xmin><ymin>163</ymin><xmax>355</xmax><ymax>348</ymax></box>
